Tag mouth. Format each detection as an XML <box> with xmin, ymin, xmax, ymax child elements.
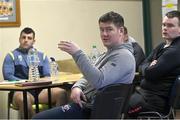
<box><xmin>21</xmin><ymin>44</ymin><xmax>30</xmax><ymax>48</ymax></box>
<box><xmin>102</xmin><ymin>38</ymin><xmax>109</xmax><ymax>41</ymax></box>
<box><xmin>162</xmin><ymin>32</ymin><xmax>167</xmax><ymax>35</ymax></box>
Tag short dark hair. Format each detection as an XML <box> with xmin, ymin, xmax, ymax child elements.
<box><xmin>20</xmin><ymin>27</ymin><xmax>35</xmax><ymax>38</ymax></box>
<box><xmin>98</xmin><ymin>11</ymin><xmax>124</xmax><ymax>27</ymax></box>
<box><xmin>165</xmin><ymin>10</ymin><xmax>180</xmax><ymax>26</ymax></box>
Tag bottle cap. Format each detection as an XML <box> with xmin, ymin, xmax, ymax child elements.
<box><xmin>92</xmin><ymin>45</ymin><xmax>96</xmax><ymax>48</ymax></box>
<box><xmin>50</xmin><ymin>57</ymin><xmax>55</xmax><ymax>62</ymax></box>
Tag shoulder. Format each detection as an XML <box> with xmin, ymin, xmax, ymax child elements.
<box><xmin>37</xmin><ymin>50</ymin><xmax>44</xmax><ymax>55</ymax></box>
<box><xmin>152</xmin><ymin>42</ymin><xmax>165</xmax><ymax>52</ymax></box>
<box><xmin>171</xmin><ymin>38</ymin><xmax>180</xmax><ymax>47</ymax></box>
<box><xmin>6</xmin><ymin>48</ymin><xmax>19</xmax><ymax>60</ymax></box>
<box><xmin>114</xmin><ymin>48</ymin><xmax>134</xmax><ymax>60</ymax></box>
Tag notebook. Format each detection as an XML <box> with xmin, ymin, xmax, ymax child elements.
<box><xmin>15</xmin><ymin>80</ymin><xmax>52</xmax><ymax>87</ymax></box>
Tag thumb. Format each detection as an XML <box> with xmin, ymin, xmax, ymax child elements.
<box><xmin>81</xmin><ymin>93</ymin><xmax>87</xmax><ymax>102</ymax></box>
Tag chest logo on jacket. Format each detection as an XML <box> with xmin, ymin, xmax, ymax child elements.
<box><xmin>18</xmin><ymin>55</ymin><xmax>23</xmax><ymax>62</ymax></box>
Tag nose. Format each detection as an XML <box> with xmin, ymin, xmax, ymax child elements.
<box><xmin>162</xmin><ymin>25</ymin><xmax>167</xmax><ymax>31</ymax></box>
<box><xmin>25</xmin><ymin>36</ymin><xmax>29</xmax><ymax>40</ymax></box>
<box><xmin>101</xmin><ymin>31</ymin><xmax>108</xmax><ymax>36</ymax></box>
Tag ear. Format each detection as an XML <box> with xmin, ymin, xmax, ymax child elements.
<box><xmin>119</xmin><ymin>27</ymin><xmax>124</xmax><ymax>34</ymax></box>
<box><xmin>33</xmin><ymin>39</ymin><xmax>36</xmax><ymax>43</ymax></box>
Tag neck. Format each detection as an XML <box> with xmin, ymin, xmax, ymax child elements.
<box><xmin>18</xmin><ymin>47</ymin><xmax>32</xmax><ymax>53</ymax></box>
<box><xmin>164</xmin><ymin>40</ymin><xmax>172</xmax><ymax>48</ymax></box>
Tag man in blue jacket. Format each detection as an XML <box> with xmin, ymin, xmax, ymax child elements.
<box><xmin>3</xmin><ymin>27</ymin><xmax>67</xmax><ymax>119</ymax></box>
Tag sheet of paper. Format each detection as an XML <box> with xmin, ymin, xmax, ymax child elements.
<box><xmin>0</xmin><ymin>80</ymin><xmax>27</xmax><ymax>85</ymax></box>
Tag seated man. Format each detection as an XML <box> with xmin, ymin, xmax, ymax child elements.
<box><xmin>127</xmin><ymin>10</ymin><xmax>180</xmax><ymax>118</ymax></box>
<box><xmin>33</xmin><ymin>11</ymin><xmax>135</xmax><ymax>119</ymax></box>
<box><xmin>123</xmin><ymin>26</ymin><xmax>145</xmax><ymax>72</ymax></box>
<box><xmin>3</xmin><ymin>27</ymin><xmax>67</xmax><ymax>119</ymax></box>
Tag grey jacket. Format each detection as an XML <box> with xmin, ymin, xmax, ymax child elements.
<box><xmin>72</xmin><ymin>43</ymin><xmax>135</xmax><ymax>105</ymax></box>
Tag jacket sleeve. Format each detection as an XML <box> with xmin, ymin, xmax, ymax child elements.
<box><xmin>139</xmin><ymin>51</ymin><xmax>154</xmax><ymax>76</ymax></box>
<box><xmin>72</xmin><ymin>49</ymin><xmax>135</xmax><ymax>89</ymax></box>
<box><xmin>144</xmin><ymin>46</ymin><xmax>180</xmax><ymax>81</ymax></box>
<box><xmin>139</xmin><ymin>43</ymin><xmax>164</xmax><ymax>76</ymax></box>
<box><xmin>72</xmin><ymin>77</ymin><xmax>88</xmax><ymax>91</ymax></box>
<box><xmin>3</xmin><ymin>54</ymin><xmax>21</xmax><ymax>81</ymax></box>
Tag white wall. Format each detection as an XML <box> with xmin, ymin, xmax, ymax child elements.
<box><xmin>0</xmin><ymin>0</ymin><xmax>143</xmax><ymax>118</ymax></box>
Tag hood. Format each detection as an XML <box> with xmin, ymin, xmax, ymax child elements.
<box><xmin>121</xmin><ymin>42</ymin><xmax>134</xmax><ymax>54</ymax></box>
<box><xmin>108</xmin><ymin>42</ymin><xmax>134</xmax><ymax>54</ymax></box>
<box><xmin>128</xmin><ymin>36</ymin><xmax>136</xmax><ymax>43</ymax></box>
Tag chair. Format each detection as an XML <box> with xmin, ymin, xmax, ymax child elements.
<box><xmin>56</xmin><ymin>59</ymin><xmax>81</xmax><ymax>74</ymax></box>
<box><xmin>90</xmin><ymin>83</ymin><xmax>133</xmax><ymax>119</ymax></box>
<box><xmin>137</xmin><ymin>76</ymin><xmax>180</xmax><ymax>119</ymax></box>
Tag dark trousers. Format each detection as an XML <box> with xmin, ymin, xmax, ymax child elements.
<box><xmin>127</xmin><ymin>88</ymin><xmax>168</xmax><ymax>118</ymax></box>
<box><xmin>32</xmin><ymin>102</ymin><xmax>91</xmax><ymax>119</ymax></box>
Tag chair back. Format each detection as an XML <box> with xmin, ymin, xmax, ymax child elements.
<box><xmin>90</xmin><ymin>83</ymin><xmax>133</xmax><ymax>119</ymax></box>
<box><xmin>169</xmin><ymin>75</ymin><xmax>180</xmax><ymax>109</ymax></box>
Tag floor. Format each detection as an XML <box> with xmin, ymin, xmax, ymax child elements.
<box><xmin>176</xmin><ymin>110</ymin><xmax>180</xmax><ymax>119</ymax></box>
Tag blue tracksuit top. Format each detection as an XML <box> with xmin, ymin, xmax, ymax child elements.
<box><xmin>3</xmin><ymin>48</ymin><xmax>50</xmax><ymax>81</ymax></box>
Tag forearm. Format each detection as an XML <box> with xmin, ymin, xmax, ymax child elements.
<box><xmin>145</xmin><ymin>52</ymin><xmax>180</xmax><ymax>81</ymax></box>
<box><xmin>3</xmin><ymin>74</ymin><xmax>21</xmax><ymax>81</ymax></box>
<box><xmin>3</xmin><ymin>54</ymin><xmax>21</xmax><ymax>81</ymax></box>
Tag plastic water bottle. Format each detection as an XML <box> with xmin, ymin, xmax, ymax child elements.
<box><xmin>50</xmin><ymin>57</ymin><xmax>59</xmax><ymax>78</ymax></box>
<box><xmin>27</xmin><ymin>48</ymin><xmax>40</xmax><ymax>82</ymax></box>
<box><xmin>90</xmin><ymin>45</ymin><xmax>100</xmax><ymax>64</ymax></box>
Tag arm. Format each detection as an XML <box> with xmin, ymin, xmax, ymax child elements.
<box><xmin>58</xmin><ymin>41</ymin><xmax>135</xmax><ymax>89</ymax></box>
<box><xmin>139</xmin><ymin>43</ymin><xmax>164</xmax><ymax>76</ymax></box>
<box><xmin>139</xmin><ymin>51</ymin><xmax>154</xmax><ymax>76</ymax></box>
<box><xmin>2</xmin><ymin>54</ymin><xmax>21</xmax><ymax>81</ymax></box>
<box><xmin>72</xmin><ymin>77</ymin><xmax>88</xmax><ymax>90</ymax></box>
<box><xmin>70</xmin><ymin>87</ymin><xmax>87</xmax><ymax>108</ymax></box>
<box><xmin>144</xmin><ymin>47</ymin><xmax>180</xmax><ymax>81</ymax></box>
<box><xmin>73</xmin><ymin>49</ymin><xmax>135</xmax><ymax>89</ymax></box>
<box><xmin>71</xmin><ymin>71</ymin><xmax>89</xmax><ymax>107</ymax></box>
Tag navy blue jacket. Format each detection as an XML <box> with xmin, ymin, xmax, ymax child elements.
<box><xmin>3</xmin><ymin>48</ymin><xmax>50</xmax><ymax>81</ymax></box>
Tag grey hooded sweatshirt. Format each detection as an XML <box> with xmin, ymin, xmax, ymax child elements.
<box><xmin>72</xmin><ymin>43</ymin><xmax>135</xmax><ymax>106</ymax></box>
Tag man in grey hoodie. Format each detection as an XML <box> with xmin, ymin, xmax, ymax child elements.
<box><xmin>33</xmin><ymin>11</ymin><xmax>135</xmax><ymax>119</ymax></box>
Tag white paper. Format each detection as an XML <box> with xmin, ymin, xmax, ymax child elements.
<box><xmin>0</xmin><ymin>80</ymin><xmax>27</xmax><ymax>85</ymax></box>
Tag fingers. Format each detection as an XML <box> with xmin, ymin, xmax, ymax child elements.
<box><xmin>58</xmin><ymin>41</ymin><xmax>71</xmax><ymax>49</ymax></box>
<box><xmin>58</xmin><ymin>41</ymin><xmax>73</xmax><ymax>54</ymax></box>
<box><xmin>70</xmin><ymin>88</ymin><xmax>82</xmax><ymax>105</ymax></box>
<box><xmin>81</xmin><ymin>93</ymin><xmax>87</xmax><ymax>102</ymax></box>
<box><xmin>71</xmin><ymin>94</ymin><xmax>84</xmax><ymax>108</ymax></box>
<box><xmin>78</xmin><ymin>101</ymin><xmax>83</xmax><ymax>108</ymax></box>
<box><xmin>150</xmin><ymin>60</ymin><xmax>157</xmax><ymax>67</ymax></box>
<box><xmin>58</xmin><ymin>40</ymin><xmax>80</xmax><ymax>55</ymax></box>
<box><xmin>70</xmin><ymin>88</ymin><xmax>86</xmax><ymax>108</ymax></box>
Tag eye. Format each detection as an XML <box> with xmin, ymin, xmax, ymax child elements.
<box><xmin>22</xmin><ymin>36</ymin><xmax>26</xmax><ymax>39</ymax></box>
<box><xmin>106</xmin><ymin>28</ymin><xmax>113</xmax><ymax>32</ymax></box>
<box><xmin>28</xmin><ymin>37</ymin><xmax>33</xmax><ymax>40</ymax></box>
<box><xmin>100</xmin><ymin>28</ymin><xmax>104</xmax><ymax>32</ymax></box>
<box><xmin>162</xmin><ymin>23</ymin><xmax>174</xmax><ymax>28</ymax></box>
